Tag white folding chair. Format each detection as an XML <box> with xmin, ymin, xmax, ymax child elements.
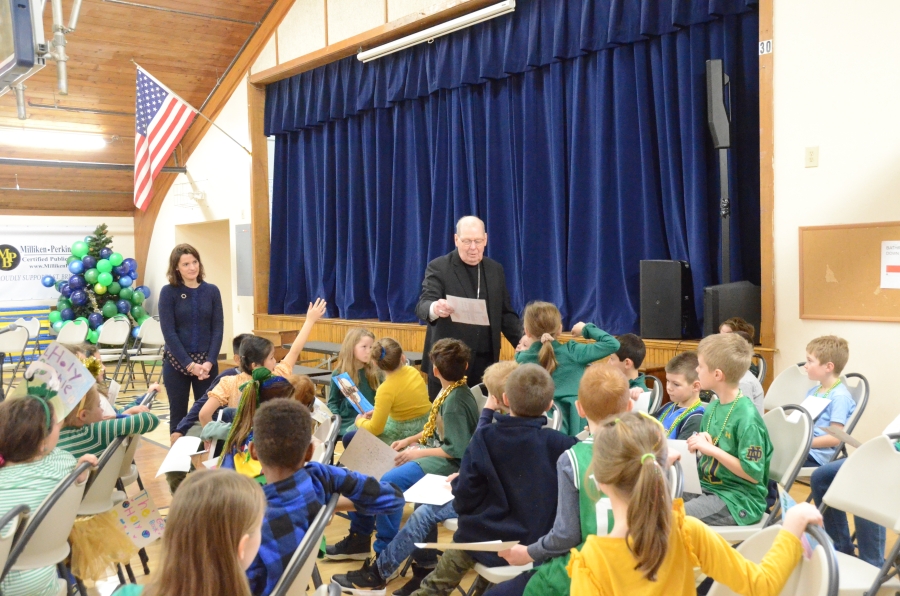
<box><xmin>713</xmin><ymin>405</ymin><xmax>813</xmax><ymax>542</ymax></box>
<box><xmin>0</xmin><ymin>504</ymin><xmax>30</xmax><ymax>585</ymax></box>
<box><xmin>646</xmin><ymin>375</ymin><xmax>663</xmax><ymax>414</ymax></box>
<box><xmin>764</xmin><ymin>362</ymin><xmax>816</xmax><ymax>412</ymax></box>
<box><xmin>469</xmin><ymin>383</ymin><xmax>488</xmax><ymax>410</ymax></box>
<box><xmin>95</xmin><ymin>316</ymin><xmax>132</xmax><ymax>382</ymax></box>
<box><xmin>669</xmin><ymin>460</ymin><xmax>684</xmax><ymax>500</ymax></box>
<box><xmin>125</xmin><ymin>318</ymin><xmax>165</xmax><ymax>390</ymax></box>
<box><xmin>275</xmin><ymin>493</ymin><xmax>340</xmax><ymax>596</ymax></box>
<box><xmin>56</xmin><ymin>320</ymin><xmax>89</xmax><ymax>344</ymax></box>
<box><xmin>14</xmin><ymin>316</ymin><xmax>42</xmax><ymax>359</ymax></box>
<box><xmin>753</xmin><ymin>353</ymin><xmax>768</xmax><ymax>385</ymax></box>
<box><xmin>545</xmin><ymin>402</ymin><xmax>563</xmax><ymax>431</ymax></box>
<box><xmin>0</xmin><ymin>325</ymin><xmax>30</xmax><ymax>394</ymax></box>
<box><xmin>707</xmin><ymin>523</ymin><xmax>839</xmax><ymax>596</ymax></box>
<box><xmin>79</xmin><ymin>437</ymin><xmax>129</xmax><ymax>516</ymax></box>
<box><xmin>822</xmin><ymin>434</ymin><xmax>900</xmax><ymax>596</ymax></box>
<box><xmin>316</xmin><ymin>414</ymin><xmax>341</xmax><ymax>465</ymax></box>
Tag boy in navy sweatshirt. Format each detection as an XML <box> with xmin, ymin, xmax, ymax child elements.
<box><xmin>411</xmin><ymin>363</ymin><xmax>577</xmax><ymax>596</ymax></box>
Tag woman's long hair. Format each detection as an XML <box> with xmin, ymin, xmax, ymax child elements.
<box><xmin>143</xmin><ymin>470</ymin><xmax>265</xmax><ymax>596</ymax></box>
<box><xmin>523</xmin><ymin>301</ymin><xmax>562</xmax><ymax>375</ymax></box>
<box><xmin>334</xmin><ymin>328</ymin><xmax>381</xmax><ymax>390</ymax></box>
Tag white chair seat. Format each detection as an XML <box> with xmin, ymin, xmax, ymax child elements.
<box><xmin>709</xmin><ymin>521</ymin><xmax>765</xmax><ymax>543</ymax></box>
<box><xmin>443</xmin><ymin>518</ymin><xmax>458</xmax><ymax>532</ymax></box>
<box><xmin>14</xmin><ymin>542</ymin><xmax>70</xmax><ymax>571</ymax></box>
<box><xmin>99</xmin><ymin>354</ymin><xmax>123</xmax><ymax>362</ymax></box>
<box><xmin>78</xmin><ymin>490</ymin><xmax>126</xmax><ymax>516</ymax></box>
<box><xmin>129</xmin><ymin>354</ymin><xmax>163</xmax><ymax>362</ymax></box>
<box><xmin>474</xmin><ymin>562</ymin><xmax>533</xmax><ymax>584</ymax></box>
<box><xmin>835</xmin><ymin>552</ymin><xmax>900</xmax><ymax>595</ymax></box>
<box><xmin>120</xmin><ymin>463</ymin><xmax>139</xmax><ymax>487</ymax></box>
<box><xmin>1</xmin><ymin>362</ymin><xmax>20</xmax><ymax>370</ymax></box>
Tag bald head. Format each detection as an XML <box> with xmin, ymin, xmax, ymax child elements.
<box><xmin>455</xmin><ymin>216</ymin><xmax>487</xmax><ymax>265</ymax></box>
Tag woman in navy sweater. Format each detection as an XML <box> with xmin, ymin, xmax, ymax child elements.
<box><xmin>158</xmin><ymin>244</ymin><xmax>224</xmax><ymax>436</ymax></box>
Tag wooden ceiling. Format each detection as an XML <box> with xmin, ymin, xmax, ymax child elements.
<box><xmin>0</xmin><ymin>0</ymin><xmax>273</xmax><ymax>214</ymax></box>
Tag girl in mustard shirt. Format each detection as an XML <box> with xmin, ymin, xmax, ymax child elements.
<box><xmin>567</xmin><ymin>412</ymin><xmax>823</xmax><ymax>596</ymax></box>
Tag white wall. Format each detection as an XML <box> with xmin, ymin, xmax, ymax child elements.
<box><xmin>773</xmin><ymin>0</ymin><xmax>900</xmax><ymax>441</ymax></box>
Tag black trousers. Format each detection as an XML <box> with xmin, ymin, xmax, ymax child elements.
<box><xmin>426</xmin><ymin>351</ymin><xmax>493</xmax><ymax>401</ymax></box>
<box><xmin>163</xmin><ymin>359</ymin><xmax>218</xmax><ymax>434</ymax></box>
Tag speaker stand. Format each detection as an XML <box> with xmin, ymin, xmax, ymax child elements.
<box><xmin>718</xmin><ymin>147</ymin><xmax>731</xmax><ymax>284</ymax></box>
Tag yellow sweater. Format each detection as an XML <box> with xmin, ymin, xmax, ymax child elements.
<box><xmin>356</xmin><ymin>365</ymin><xmax>431</xmax><ymax>436</ymax></box>
<box><xmin>209</xmin><ymin>361</ymin><xmax>293</xmax><ymax>408</ymax></box>
<box><xmin>567</xmin><ymin>500</ymin><xmax>802</xmax><ymax>596</ymax></box>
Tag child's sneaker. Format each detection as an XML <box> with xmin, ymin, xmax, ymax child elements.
<box><xmin>391</xmin><ymin>564</ymin><xmax>432</xmax><ymax>596</ymax></box>
<box><xmin>324</xmin><ymin>532</ymin><xmax>371</xmax><ymax>561</ymax></box>
<box><xmin>331</xmin><ymin>557</ymin><xmax>387</xmax><ymax>595</ymax></box>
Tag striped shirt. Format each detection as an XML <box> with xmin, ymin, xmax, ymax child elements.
<box><xmin>58</xmin><ymin>412</ymin><xmax>160</xmax><ymax>458</ymax></box>
<box><xmin>0</xmin><ymin>448</ymin><xmax>76</xmax><ymax>596</ymax></box>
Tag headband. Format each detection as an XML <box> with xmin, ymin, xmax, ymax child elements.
<box><xmin>26</xmin><ymin>394</ymin><xmax>53</xmax><ymax>430</ymax></box>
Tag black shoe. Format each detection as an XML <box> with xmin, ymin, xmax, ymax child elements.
<box><xmin>325</xmin><ymin>532</ymin><xmax>372</xmax><ymax>561</ymax></box>
<box><xmin>331</xmin><ymin>557</ymin><xmax>387</xmax><ymax>595</ymax></box>
<box><xmin>392</xmin><ymin>564</ymin><xmax>432</xmax><ymax>596</ymax></box>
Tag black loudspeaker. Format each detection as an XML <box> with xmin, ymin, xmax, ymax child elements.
<box><xmin>640</xmin><ymin>260</ymin><xmax>699</xmax><ymax>339</ymax></box>
<box><xmin>706</xmin><ymin>59</ymin><xmax>731</xmax><ymax>149</ymax></box>
<box><xmin>703</xmin><ymin>281</ymin><xmax>761</xmax><ymax>342</ymax></box>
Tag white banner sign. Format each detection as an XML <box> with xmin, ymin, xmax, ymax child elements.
<box><xmin>0</xmin><ymin>227</ymin><xmax>94</xmax><ymax>301</ymax></box>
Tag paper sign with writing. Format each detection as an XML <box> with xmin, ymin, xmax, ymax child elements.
<box><xmin>338</xmin><ymin>428</ymin><xmax>397</xmax><ymax>480</ymax></box>
<box><xmin>117</xmin><ymin>490</ymin><xmax>165</xmax><ymax>549</ymax></box>
<box><xmin>16</xmin><ymin>342</ymin><xmax>95</xmax><ymax>419</ymax></box>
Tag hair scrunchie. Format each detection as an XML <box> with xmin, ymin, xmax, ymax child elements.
<box><xmin>540</xmin><ymin>333</ymin><xmax>555</xmax><ymax>344</ymax></box>
<box><xmin>0</xmin><ymin>454</ymin><xmax>6</xmax><ymax>468</ymax></box>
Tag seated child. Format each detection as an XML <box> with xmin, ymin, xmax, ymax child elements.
<box><xmin>607</xmin><ymin>333</ymin><xmax>648</xmax><ymax>399</ymax></box>
<box><xmin>567</xmin><ymin>412</ymin><xmax>823</xmax><ymax>596</ymax></box>
<box><xmin>654</xmin><ymin>352</ymin><xmax>705</xmax><ymax>440</ymax></box>
<box><xmin>0</xmin><ymin>395</ymin><xmax>97</xmax><ymax>596</ymax></box>
<box><xmin>347</xmin><ymin>337</ymin><xmax>431</xmax><ymax>446</ymax></box>
<box><xmin>414</xmin><ymin>364</ymin><xmax>577</xmax><ymax>595</ymax></box>
<box><xmin>685</xmin><ymin>333</ymin><xmax>772</xmax><ymax>526</ymax></box>
<box><xmin>804</xmin><ymin>335</ymin><xmax>855</xmax><ymax>467</ymax></box>
<box><xmin>328</xmin><ymin>328</ymin><xmax>384</xmax><ymax>436</ymax></box>
<box><xmin>199</xmin><ymin>299</ymin><xmax>325</xmax><ymax>425</ymax></box>
<box><xmin>246</xmin><ymin>399</ymin><xmax>405</xmax><ymax>596</ymax></box>
<box><xmin>731</xmin><ymin>331</ymin><xmax>765</xmax><ymax>415</ymax></box>
<box><xmin>492</xmin><ymin>364</ymin><xmax>634</xmax><ymax>596</ymax></box>
<box><xmin>327</xmin><ymin>338</ymin><xmax>479</xmax><ymax>562</ymax></box>
<box><xmin>112</xmin><ymin>469</ymin><xmax>267</xmax><ymax>596</ymax></box>
<box><xmin>719</xmin><ymin>317</ymin><xmax>760</xmax><ymax>377</ymax></box>
<box><xmin>331</xmin><ymin>360</ymin><xmax>519</xmax><ymax>595</ymax></box>
<box><xmin>515</xmin><ymin>301</ymin><xmax>619</xmax><ymax>435</ymax></box>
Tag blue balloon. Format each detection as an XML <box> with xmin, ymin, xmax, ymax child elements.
<box><xmin>136</xmin><ymin>285</ymin><xmax>151</xmax><ymax>299</ymax></box>
<box><xmin>116</xmin><ymin>299</ymin><xmax>131</xmax><ymax>314</ymax></box>
<box><xmin>99</xmin><ymin>248</ymin><xmax>112</xmax><ymax>259</ymax></box>
<box><xmin>84</xmin><ymin>236</ymin><xmax>92</xmax><ymax>243</ymax></box>
<box><xmin>123</xmin><ymin>258</ymin><xmax>137</xmax><ymax>273</ymax></box>
<box><xmin>67</xmin><ymin>260</ymin><xmax>84</xmax><ymax>274</ymax></box>
<box><xmin>55</xmin><ymin>280</ymin><xmax>66</xmax><ymax>292</ymax></box>
<box><xmin>60</xmin><ymin>283</ymin><xmax>72</xmax><ymax>298</ymax></box>
<box><xmin>118</xmin><ymin>275</ymin><xmax>133</xmax><ymax>288</ymax></box>
<box><xmin>70</xmin><ymin>290</ymin><xmax>87</xmax><ymax>306</ymax></box>
<box><xmin>131</xmin><ymin>326</ymin><xmax>142</xmax><ymax>339</ymax></box>
<box><xmin>88</xmin><ymin>312</ymin><xmax>104</xmax><ymax>329</ymax></box>
<box><xmin>52</xmin><ymin>321</ymin><xmax>64</xmax><ymax>333</ymax></box>
<box><xmin>81</xmin><ymin>255</ymin><xmax>97</xmax><ymax>269</ymax></box>
<box><xmin>68</xmin><ymin>274</ymin><xmax>85</xmax><ymax>290</ymax></box>
<box><xmin>114</xmin><ymin>265</ymin><xmax>129</xmax><ymax>277</ymax></box>
<box><xmin>60</xmin><ymin>308</ymin><xmax>75</xmax><ymax>321</ymax></box>
<box><xmin>41</xmin><ymin>275</ymin><xmax>56</xmax><ymax>288</ymax></box>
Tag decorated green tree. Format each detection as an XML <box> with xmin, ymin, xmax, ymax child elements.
<box><xmin>87</xmin><ymin>223</ymin><xmax>114</xmax><ymax>258</ymax></box>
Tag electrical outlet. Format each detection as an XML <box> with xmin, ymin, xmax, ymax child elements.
<box><xmin>805</xmin><ymin>146</ymin><xmax>819</xmax><ymax>168</ymax></box>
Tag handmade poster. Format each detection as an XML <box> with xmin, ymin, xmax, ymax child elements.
<box><xmin>414</xmin><ymin>540</ymin><xmax>519</xmax><ymax>552</ymax></box>
<box><xmin>333</xmin><ymin>372</ymin><xmax>373</xmax><ymax>414</ymax></box>
<box><xmin>404</xmin><ymin>474</ymin><xmax>454</xmax><ymax>506</ymax></box>
<box><xmin>667</xmin><ymin>439</ymin><xmax>702</xmax><ymax>494</ymax></box>
<box><xmin>445</xmin><ymin>295</ymin><xmax>490</xmax><ymax>326</ymax></box>
<box><xmin>880</xmin><ymin>241</ymin><xmax>900</xmax><ymax>289</ymax></box>
<box><xmin>338</xmin><ymin>428</ymin><xmax>397</xmax><ymax>480</ymax></box>
<box><xmin>116</xmin><ymin>490</ymin><xmax>165</xmax><ymax>549</ymax></box>
<box><xmin>10</xmin><ymin>342</ymin><xmax>95</xmax><ymax>419</ymax></box>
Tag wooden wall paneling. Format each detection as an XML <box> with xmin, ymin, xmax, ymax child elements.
<box><xmin>248</xmin><ymin>80</ymin><xmax>271</xmax><ymax>316</ymax></box>
<box><xmin>759</xmin><ymin>0</ymin><xmax>775</xmax><ymax>348</ymax></box>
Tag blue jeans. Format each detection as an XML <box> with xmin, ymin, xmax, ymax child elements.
<box><xmin>349</xmin><ymin>462</ymin><xmax>425</xmax><ymax>553</ymax></box>
<box><xmin>811</xmin><ymin>459</ymin><xmax>886</xmax><ymax>568</ymax></box>
<box><xmin>342</xmin><ymin>429</ymin><xmax>357</xmax><ymax>448</ymax></box>
<box><xmin>375</xmin><ymin>501</ymin><xmax>456</xmax><ymax>578</ymax></box>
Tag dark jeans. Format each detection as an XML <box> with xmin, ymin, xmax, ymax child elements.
<box><xmin>427</xmin><ymin>352</ymin><xmax>493</xmax><ymax>401</ymax></box>
<box><xmin>342</xmin><ymin>429</ymin><xmax>357</xmax><ymax>449</ymax></box>
<box><xmin>163</xmin><ymin>360</ymin><xmax>218</xmax><ymax>434</ymax></box>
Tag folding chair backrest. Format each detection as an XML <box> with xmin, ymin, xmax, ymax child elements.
<box><xmin>137</xmin><ymin>318</ymin><xmax>164</xmax><ymax>346</ymax></box>
<box><xmin>753</xmin><ymin>353</ymin><xmax>768</xmax><ymax>384</ymax></box>
<box><xmin>669</xmin><ymin>460</ymin><xmax>684</xmax><ymax>500</ymax></box>
<box><xmin>3</xmin><ymin>462</ymin><xmax>91</xmax><ymax>574</ymax></box>
<box><xmin>56</xmin><ymin>320</ymin><xmax>89</xmax><ymax>344</ymax></box>
<box><xmin>823</xmin><ymin>434</ymin><xmax>900</xmax><ymax>532</ymax></box>
<box><xmin>313</xmin><ymin>411</ymin><xmax>333</xmax><ymax>443</ymax></box>
<box><xmin>765</xmin><ymin>406</ymin><xmax>813</xmax><ymax>491</ymax></box>
<box><xmin>470</xmin><ymin>383</ymin><xmax>487</xmax><ymax>411</ymax></box>
<box><xmin>14</xmin><ymin>317</ymin><xmax>40</xmax><ymax>340</ymax></box>
<box><xmin>764</xmin><ymin>362</ymin><xmax>816</xmax><ymax>411</ymax></box>
<box><xmin>79</xmin><ymin>437</ymin><xmax>129</xmax><ymax>516</ymax></box>
<box><xmin>646</xmin><ymin>375</ymin><xmax>663</xmax><ymax>414</ymax></box>
<box><xmin>0</xmin><ymin>326</ymin><xmax>29</xmax><ymax>355</ymax></box>
<box><xmin>320</xmin><ymin>414</ymin><xmax>341</xmax><ymax>464</ymax></box>
<box><xmin>545</xmin><ymin>402</ymin><xmax>563</xmax><ymax>431</ymax></box>
<box><xmin>117</xmin><ymin>435</ymin><xmax>142</xmax><ymax>478</ymax></box>
<box><xmin>270</xmin><ymin>493</ymin><xmax>340</xmax><ymax>596</ymax></box>
<box><xmin>97</xmin><ymin>317</ymin><xmax>131</xmax><ymax>346</ymax></box>
<box><xmin>840</xmin><ymin>373</ymin><xmax>868</xmax><ymax>435</ymax></box>
<box><xmin>0</xmin><ymin>504</ymin><xmax>29</xmax><ymax>583</ymax></box>
<box><xmin>707</xmin><ymin>524</ymin><xmax>838</xmax><ymax>596</ymax></box>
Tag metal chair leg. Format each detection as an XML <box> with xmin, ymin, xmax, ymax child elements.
<box><xmin>312</xmin><ymin>563</ymin><xmax>323</xmax><ymax>588</ymax></box>
<box><xmin>125</xmin><ymin>562</ymin><xmax>137</xmax><ymax>583</ymax></box>
<box><xmin>116</xmin><ymin>563</ymin><xmax>127</xmax><ymax>585</ymax></box>
<box><xmin>139</xmin><ymin>547</ymin><xmax>150</xmax><ymax>574</ymax></box>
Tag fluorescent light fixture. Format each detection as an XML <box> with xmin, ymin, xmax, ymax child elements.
<box><xmin>358</xmin><ymin>0</ymin><xmax>515</xmax><ymax>63</ymax></box>
<box><xmin>0</xmin><ymin>127</ymin><xmax>107</xmax><ymax>150</ymax></box>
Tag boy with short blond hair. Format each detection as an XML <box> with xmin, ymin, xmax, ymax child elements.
<box><xmin>686</xmin><ymin>333</ymin><xmax>772</xmax><ymax>526</ymax></box>
<box><xmin>481</xmin><ymin>360</ymin><xmax>518</xmax><ymax>415</ymax></box>
<box><xmin>655</xmin><ymin>351</ymin><xmax>705</xmax><ymax>440</ymax></box>
<box><xmin>804</xmin><ymin>335</ymin><xmax>854</xmax><ymax>467</ymax></box>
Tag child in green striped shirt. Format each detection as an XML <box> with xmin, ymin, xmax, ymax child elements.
<box><xmin>58</xmin><ymin>384</ymin><xmax>160</xmax><ymax>458</ymax></box>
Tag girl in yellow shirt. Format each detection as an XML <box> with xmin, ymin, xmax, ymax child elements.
<box><xmin>567</xmin><ymin>412</ymin><xmax>823</xmax><ymax>596</ymax></box>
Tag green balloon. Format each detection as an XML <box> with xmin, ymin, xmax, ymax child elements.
<box><xmin>101</xmin><ymin>301</ymin><xmax>118</xmax><ymax>318</ymax></box>
<box><xmin>84</xmin><ymin>268</ymin><xmax>99</xmax><ymax>284</ymax></box>
<box><xmin>61</xmin><ymin>320</ymin><xmax>72</xmax><ymax>327</ymax></box>
<box><xmin>97</xmin><ymin>272</ymin><xmax>113</xmax><ymax>286</ymax></box>
<box><xmin>109</xmin><ymin>252</ymin><xmax>124</xmax><ymax>267</ymax></box>
<box><xmin>97</xmin><ymin>259</ymin><xmax>113</xmax><ymax>274</ymax></box>
<box><xmin>57</xmin><ymin>298</ymin><xmax>72</xmax><ymax>310</ymax></box>
<box><xmin>119</xmin><ymin>287</ymin><xmax>134</xmax><ymax>301</ymax></box>
<box><xmin>87</xmin><ymin>330</ymin><xmax>100</xmax><ymax>344</ymax></box>
<box><xmin>108</xmin><ymin>281</ymin><xmax>121</xmax><ymax>295</ymax></box>
<box><xmin>130</xmin><ymin>291</ymin><xmax>144</xmax><ymax>306</ymax></box>
<box><xmin>71</xmin><ymin>241</ymin><xmax>89</xmax><ymax>258</ymax></box>
<box><xmin>75</xmin><ymin>317</ymin><xmax>89</xmax><ymax>325</ymax></box>
<box><xmin>67</xmin><ymin>255</ymin><xmax>80</xmax><ymax>266</ymax></box>
<box><xmin>130</xmin><ymin>305</ymin><xmax>146</xmax><ymax>320</ymax></box>
<box><xmin>48</xmin><ymin>311</ymin><xmax>62</xmax><ymax>323</ymax></box>
<box><xmin>137</xmin><ymin>315</ymin><xmax>150</xmax><ymax>325</ymax></box>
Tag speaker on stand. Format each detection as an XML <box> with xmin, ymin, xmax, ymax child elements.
<box><xmin>639</xmin><ymin>260</ymin><xmax>699</xmax><ymax>340</ymax></box>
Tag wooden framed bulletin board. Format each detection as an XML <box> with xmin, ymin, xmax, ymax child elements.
<box><xmin>800</xmin><ymin>221</ymin><xmax>900</xmax><ymax>321</ymax></box>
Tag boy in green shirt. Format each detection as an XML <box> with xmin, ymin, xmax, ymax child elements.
<box><xmin>607</xmin><ymin>333</ymin><xmax>649</xmax><ymax>399</ymax></box>
<box><xmin>686</xmin><ymin>333</ymin><xmax>772</xmax><ymax>526</ymax></box>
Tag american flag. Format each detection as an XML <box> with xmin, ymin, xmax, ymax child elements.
<box><xmin>134</xmin><ymin>67</ymin><xmax>196</xmax><ymax>211</ymax></box>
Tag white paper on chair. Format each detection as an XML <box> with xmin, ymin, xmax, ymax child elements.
<box><xmin>156</xmin><ymin>437</ymin><xmax>202</xmax><ymax>477</ymax></box>
<box><xmin>787</xmin><ymin>395</ymin><xmax>831</xmax><ymax>422</ymax></box>
<box><xmin>634</xmin><ymin>391</ymin><xmax>651</xmax><ymax>414</ymax></box>
<box><xmin>883</xmin><ymin>412</ymin><xmax>900</xmax><ymax>436</ymax></box>
<box><xmin>822</xmin><ymin>426</ymin><xmax>861</xmax><ymax>448</ymax></box>
<box><xmin>311</xmin><ymin>399</ymin><xmax>331</xmax><ymax>425</ymax></box>
<box><xmin>404</xmin><ymin>474</ymin><xmax>454</xmax><ymax>506</ymax></box>
<box><xmin>667</xmin><ymin>439</ymin><xmax>702</xmax><ymax>494</ymax></box>
<box><xmin>338</xmin><ymin>428</ymin><xmax>397</xmax><ymax>480</ymax></box>
<box><xmin>445</xmin><ymin>295</ymin><xmax>490</xmax><ymax>326</ymax></box>
<box><xmin>414</xmin><ymin>540</ymin><xmax>519</xmax><ymax>552</ymax></box>
<box><xmin>99</xmin><ymin>395</ymin><xmax>118</xmax><ymax>419</ymax></box>
<box><xmin>108</xmin><ymin>379</ymin><xmax>121</xmax><ymax>403</ymax></box>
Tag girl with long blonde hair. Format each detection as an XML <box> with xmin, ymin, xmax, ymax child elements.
<box><xmin>515</xmin><ymin>301</ymin><xmax>620</xmax><ymax>435</ymax></box>
<box><xmin>328</xmin><ymin>328</ymin><xmax>383</xmax><ymax>435</ymax></box>
<box><xmin>567</xmin><ymin>412</ymin><xmax>823</xmax><ymax>595</ymax></box>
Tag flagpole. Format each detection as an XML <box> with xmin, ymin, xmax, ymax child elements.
<box><xmin>133</xmin><ymin>60</ymin><xmax>252</xmax><ymax>157</ymax></box>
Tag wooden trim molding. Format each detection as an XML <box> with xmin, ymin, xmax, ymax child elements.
<box><xmin>759</xmin><ymin>0</ymin><xmax>775</xmax><ymax>348</ymax></box>
<box><xmin>248</xmin><ymin>80</ymin><xmax>271</xmax><ymax>316</ymax></box>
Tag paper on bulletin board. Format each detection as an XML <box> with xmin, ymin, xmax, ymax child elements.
<box><xmin>117</xmin><ymin>490</ymin><xmax>166</xmax><ymax>548</ymax></box>
<box><xmin>881</xmin><ymin>241</ymin><xmax>900</xmax><ymax>289</ymax></box>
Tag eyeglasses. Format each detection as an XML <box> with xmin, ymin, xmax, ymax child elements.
<box><xmin>459</xmin><ymin>238</ymin><xmax>486</xmax><ymax>247</ymax></box>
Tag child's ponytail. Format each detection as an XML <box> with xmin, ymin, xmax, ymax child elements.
<box><xmin>628</xmin><ymin>451</ymin><xmax>671</xmax><ymax>580</ymax></box>
<box><xmin>538</xmin><ymin>340</ymin><xmax>558</xmax><ymax>375</ymax></box>
<box><xmin>523</xmin><ymin>301</ymin><xmax>562</xmax><ymax>375</ymax></box>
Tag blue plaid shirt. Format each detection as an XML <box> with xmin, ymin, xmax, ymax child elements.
<box><xmin>247</xmin><ymin>461</ymin><xmax>405</xmax><ymax>596</ymax></box>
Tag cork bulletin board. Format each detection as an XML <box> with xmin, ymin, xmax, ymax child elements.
<box><xmin>800</xmin><ymin>221</ymin><xmax>900</xmax><ymax>321</ymax></box>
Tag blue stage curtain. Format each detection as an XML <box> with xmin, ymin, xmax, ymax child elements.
<box><xmin>266</xmin><ymin>0</ymin><xmax>760</xmax><ymax>331</ymax></box>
